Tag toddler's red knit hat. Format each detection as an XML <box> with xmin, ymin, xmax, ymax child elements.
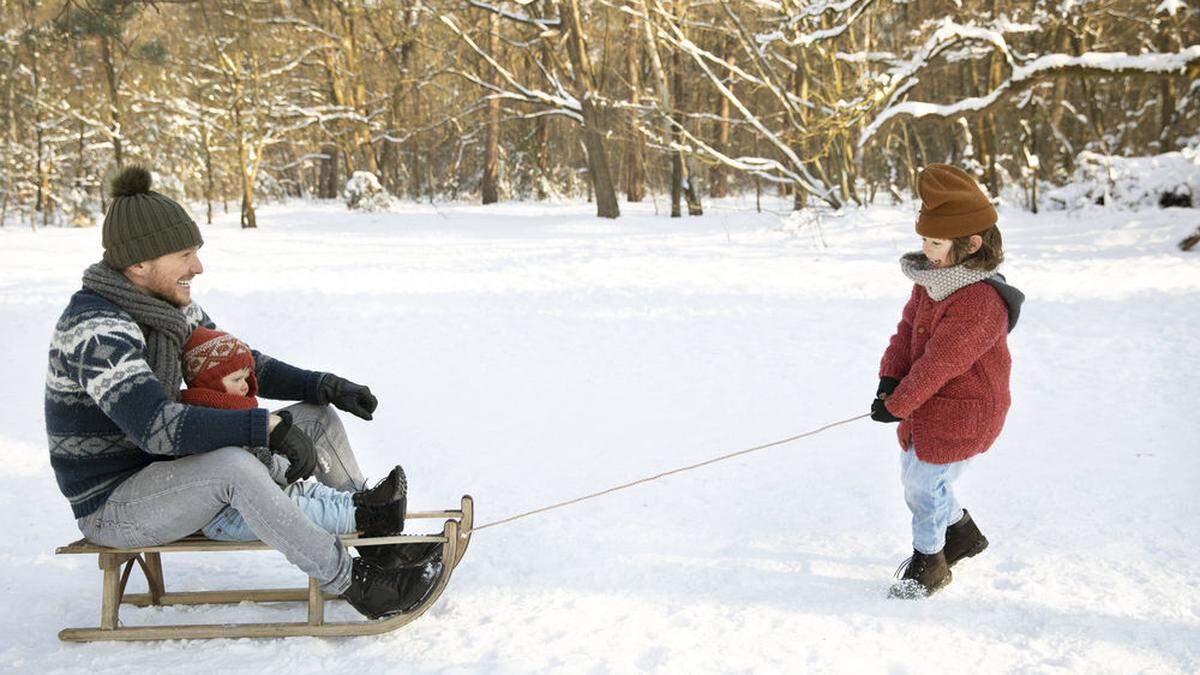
<box><xmin>916</xmin><ymin>164</ymin><xmax>998</xmax><ymax>238</ymax></box>
<box><xmin>182</xmin><ymin>327</ymin><xmax>258</xmax><ymax>397</ymax></box>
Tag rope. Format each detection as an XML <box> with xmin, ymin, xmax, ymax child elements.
<box><xmin>472</xmin><ymin>412</ymin><xmax>869</xmax><ymax>532</ymax></box>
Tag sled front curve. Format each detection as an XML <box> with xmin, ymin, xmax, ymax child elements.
<box><xmin>55</xmin><ymin>495</ymin><xmax>473</xmax><ymax>642</ymax></box>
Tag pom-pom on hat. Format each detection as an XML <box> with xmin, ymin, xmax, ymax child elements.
<box><xmin>181</xmin><ymin>327</ymin><xmax>258</xmax><ymax>399</ymax></box>
<box><xmin>915</xmin><ymin>164</ymin><xmax>998</xmax><ymax>238</ymax></box>
<box><xmin>102</xmin><ymin>165</ymin><xmax>204</xmax><ymax>268</ymax></box>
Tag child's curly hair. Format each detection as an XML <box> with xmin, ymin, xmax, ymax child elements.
<box><xmin>950</xmin><ymin>225</ymin><xmax>1004</xmax><ymax>271</ymax></box>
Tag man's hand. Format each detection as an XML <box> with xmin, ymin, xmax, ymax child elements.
<box><xmin>316</xmin><ymin>374</ymin><xmax>378</xmax><ymax>420</ymax></box>
<box><xmin>268</xmin><ymin>411</ymin><xmax>317</xmax><ymax>483</ymax></box>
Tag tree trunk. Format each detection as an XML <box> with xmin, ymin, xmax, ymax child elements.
<box><xmin>667</xmin><ymin>3</ymin><xmax>701</xmax><ymax>217</ymax></box>
<box><xmin>1179</xmin><ymin>226</ymin><xmax>1200</xmax><ymax>252</ymax></box>
<box><xmin>31</xmin><ymin>36</ymin><xmax>43</xmax><ymax>231</ymax></box>
<box><xmin>202</xmin><ymin>120</ymin><xmax>214</xmax><ymax>224</ymax></box>
<box><xmin>580</xmin><ymin>99</ymin><xmax>620</xmax><ymax>218</ymax></box>
<box><xmin>564</xmin><ymin>0</ymin><xmax>619</xmax><ymax>218</ymax></box>
<box><xmin>99</xmin><ymin>35</ymin><xmax>124</xmax><ymax>169</ymax></box>
<box><xmin>319</xmin><ymin>143</ymin><xmax>339</xmax><ymax>199</ymax></box>
<box><xmin>710</xmin><ymin>39</ymin><xmax>732</xmax><ymax>199</ymax></box>
<box><xmin>234</xmin><ymin>104</ymin><xmax>256</xmax><ymax>229</ymax></box>
<box><xmin>481</xmin><ymin>11</ymin><xmax>500</xmax><ymax>204</ymax></box>
<box><xmin>625</xmin><ymin>24</ymin><xmax>645</xmax><ymax>203</ymax></box>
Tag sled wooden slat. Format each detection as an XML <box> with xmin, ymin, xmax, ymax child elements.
<box><xmin>58</xmin><ymin>533</ymin><xmax>447</xmax><ymax>555</ymax></box>
<box><xmin>307</xmin><ymin>577</ymin><xmax>323</xmax><ymax>626</ymax></box>
<box><xmin>122</xmin><ymin>587</ymin><xmax>336</xmax><ymax>607</ymax></box>
<box><xmin>56</xmin><ymin>495</ymin><xmax>473</xmax><ymax>642</ymax></box>
<box><xmin>100</xmin><ymin>557</ymin><xmax>120</xmax><ymax>630</ymax></box>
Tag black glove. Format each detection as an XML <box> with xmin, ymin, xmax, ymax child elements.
<box><xmin>876</xmin><ymin>377</ymin><xmax>900</xmax><ymax>399</ymax></box>
<box><xmin>316</xmin><ymin>374</ymin><xmax>378</xmax><ymax>421</ymax></box>
<box><xmin>269</xmin><ymin>411</ymin><xmax>318</xmax><ymax>483</ymax></box>
<box><xmin>871</xmin><ymin>397</ymin><xmax>902</xmax><ymax>423</ymax></box>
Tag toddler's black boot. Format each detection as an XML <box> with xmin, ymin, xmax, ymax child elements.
<box><xmin>341</xmin><ymin>556</ymin><xmax>443</xmax><ymax>620</ymax></box>
<box><xmin>888</xmin><ymin>549</ymin><xmax>951</xmax><ymax>599</ymax></box>
<box><xmin>353</xmin><ymin>465</ymin><xmax>443</xmax><ymax>568</ymax></box>
<box><xmin>353</xmin><ymin>466</ymin><xmax>407</xmax><ymax>519</ymax></box>
<box><xmin>354</xmin><ymin>465</ymin><xmax>407</xmax><ymax>537</ymax></box>
<box><xmin>355</xmin><ymin>465</ymin><xmax>409</xmax><ymax>568</ymax></box>
<box><xmin>944</xmin><ymin>509</ymin><xmax>988</xmax><ymax>567</ymax></box>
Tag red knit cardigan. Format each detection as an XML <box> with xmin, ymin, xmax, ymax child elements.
<box><xmin>879</xmin><ymin>281</ymin><xmax>1012</xmax><ymax>464</ymax></box>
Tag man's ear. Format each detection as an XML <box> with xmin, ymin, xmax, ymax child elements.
<box><xmin>967</xmin><ymin>234</ymin><xmax>983</xmax><ymax>255</ymax></box>
<box><xmin>123</xmin><ymin>261</ymin><xmax>149</xmax><ymax>284</ymax></box>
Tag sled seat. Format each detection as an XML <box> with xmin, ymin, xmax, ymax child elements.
<box><xmin>54</xmin><ymin>495</ymin><xmax>473</xmax><ymax>642</ymax></box>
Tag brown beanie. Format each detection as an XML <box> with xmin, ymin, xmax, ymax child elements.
<box><xmin>915</xmin><ymin>164</ymin><xmax>997</xmax><ymax>238</ymax></box>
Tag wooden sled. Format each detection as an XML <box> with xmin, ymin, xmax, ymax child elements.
<box><xmin>54</xmin><ymin>495</ymin><xmax>473</xmax><ymax>642</ymax></box>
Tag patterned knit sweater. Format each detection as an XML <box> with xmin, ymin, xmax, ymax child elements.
<box><xmin>45</xmin><ymin>288</ymin><xmax>325</xmax><ymax>519</ymax></box>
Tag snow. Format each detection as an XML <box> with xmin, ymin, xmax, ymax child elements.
<box><xmin>343</xmin><ymin>171</ymin><xmax>395</xmax><ymax>212</ymax></box>
<box><xmin>1044</xmin><ymin>148</ymin><xmax>1200</xmax><ymax>210</ymax></box>
<box><xmin>1</xmin><ymin>197</ymin><xmax>1198</xmax><ymax>672</ymax></box>
<box><xmin>1156</xmin><ymin>0</ymin><xmax>1188</xmax><ymax>16</ymax></box>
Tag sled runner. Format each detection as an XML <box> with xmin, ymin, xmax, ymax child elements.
<box><xmin>53</xmin><ymin>495</ymin><xmax>473</xmax><ymax>642</ymax></box>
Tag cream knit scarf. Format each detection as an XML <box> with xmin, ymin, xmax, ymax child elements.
<box><xmin>899</xmin><ymin>252</ymin><xmax>995</xmax><ymax>301</ymax></box>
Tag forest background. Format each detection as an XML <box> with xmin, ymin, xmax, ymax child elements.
<box><xmin>1</xmin><ymin>0</ymin><xmax>1197</xmax><ymax>229</ymax></box>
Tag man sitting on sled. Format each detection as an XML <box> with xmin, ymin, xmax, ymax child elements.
<box><xmin>45</xmin><ymin>166</ymin><xmax>438</xmax><ymax>620</ymax></box>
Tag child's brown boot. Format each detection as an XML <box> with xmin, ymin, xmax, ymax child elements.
<box><xmin>888</xmin><ymin>549</ymin><xmax>951</xmax><ymax>599</ymax></box>
<box><xmin>944</xmin><ymin>509</ymin><xmax>988</xmax><ymax>567</ymax></box>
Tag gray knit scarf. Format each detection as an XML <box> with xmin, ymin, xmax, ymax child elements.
<box><xmin>81</xmin><ymin>262</ymin><xmax>190</xmax><ymax>400</ymax></box>
<box><xmin>899</xmin><ymin>252</ymin><xmax>995</xmax><ymax>301</ymax></box>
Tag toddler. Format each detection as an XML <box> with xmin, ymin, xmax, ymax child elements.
<box><xmin>182</xmin><ymin>327</ymin><xmax>437</xmax><ymax>568</ymax></box>
<box><xmin>872</xmin><ymin>164</ymin><xmax>1024</xmax><ymax>598</ymax></box>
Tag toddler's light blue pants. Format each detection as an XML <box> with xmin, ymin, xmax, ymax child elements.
<box><xmin>901</xmin><ymin>447</ymin><xmax>971</xmax><ymax>555</ymax></box>
<box><xmin>204</xmin><ymin>480</ymin><xmax>356</xmax><ymax>542</ymax></box>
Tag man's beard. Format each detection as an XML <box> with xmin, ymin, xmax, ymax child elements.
<box><xmin>149</xmin><ymin>276</ymin><xmax>188</xmax><ymax>307</ymax></box>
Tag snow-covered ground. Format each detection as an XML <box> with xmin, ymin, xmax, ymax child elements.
<box><xmin>1</xmin><ymin>197</ymin><xmax>1197</xmax><ymax>673</ymax></box>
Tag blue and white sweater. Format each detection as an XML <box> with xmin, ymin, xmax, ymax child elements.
<box><xmin>45</xmin><ymin>288</ymin><xmax>325</xmax><ymax>519</ymax></box>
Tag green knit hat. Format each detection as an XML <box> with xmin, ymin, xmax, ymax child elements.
<box><xmin>102</xmin><ymin>166</ymin><xmax>203</xmax><ymax>268</ymax></box>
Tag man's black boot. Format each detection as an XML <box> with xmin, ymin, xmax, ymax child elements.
<box><xmin>944</xmin><ymin>509</ymin><xmax>989</xmax><ymax>568</ymax></box>
<box><xmin>341</xmin><ymin>556</ymin><xmax>444</xmax><ymax>620</ymax></box>
<box><xmin>888</xmin><ymin>549</ymin><xmax>952</xmax><ymax>599</ymax></box>
<box><xmin>360</xmin><ymin>541</ymin><xmax>445</xmax><ymax>570</ymax></box>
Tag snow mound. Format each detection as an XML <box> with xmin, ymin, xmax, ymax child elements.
<box><xmin>1045</xmin><ymin>149</ymin><xmax>1200</xmax><ymax>210</ymax></box>
<box><xmin>343</xmin><ymin>171</ymin><xmax>394</xmax><ymax>212</ymax></box>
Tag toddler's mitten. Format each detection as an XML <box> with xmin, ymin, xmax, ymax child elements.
<box><xmin>268</xmin><ymin>411</ymin><xmax>318</xmax><ymax>483</ymax></box>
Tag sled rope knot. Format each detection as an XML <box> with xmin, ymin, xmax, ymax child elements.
<box><xmin>472</xmin><ymin>412</ymin><xmax>869</xmax><ymax>531</ymax></box>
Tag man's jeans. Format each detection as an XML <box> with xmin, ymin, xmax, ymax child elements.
<box><xmin>76</xmin><ymin>404</ymin><xmax>367</xmax><ymax>594</ymax></box>
<box><xmin>203</xmin><ymin>481</ymin><xmax>356</xmax><ymax>541</ymax></box>
<box><xmin>900</xmin><ymin>447</ymin><xmax>971</xmax><ymax>555</ymax></box>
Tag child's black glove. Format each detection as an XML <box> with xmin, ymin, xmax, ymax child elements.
<box><xmin>870</xmin><ymin>377</ymin><xmax>902</xmax><ymax>422</ymax></box>
<box><xmin>871</xmin><ymin>398</ymin><xmax>902</xmax><ymax>423</ymax></box>
<box><xmin>269</xmin><ymin>411</ymin><xmax>318</xmax><ymax>483</ymax></box>
<box><xmin>316</xmin><ymin>373</ymin><xmax>378</xmax><ymax>421</ymax></box>
<box><xmin>876</xmin><ymin>377</ymin><xmax>900</xmax><ymax>399</ymax></box>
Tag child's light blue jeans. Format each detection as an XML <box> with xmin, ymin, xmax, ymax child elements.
<box><xmin>900</xmin><ymin>446</ymin><xmax>971</xmax><ymax>555</ymax></box>
<box><xmin>203</xmin><ymin>481</ymin><xmax>357</xmax><ymax>542</ymax></box>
